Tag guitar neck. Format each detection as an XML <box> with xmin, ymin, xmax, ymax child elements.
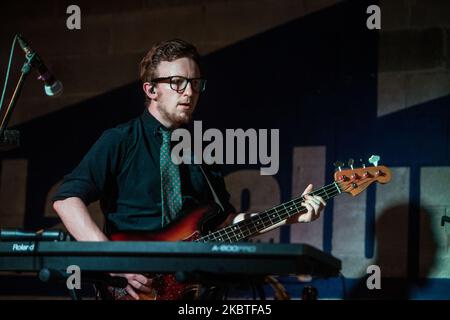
<box><xmin>198</xmin><ymin>181</ymin><xmax>343</xmax><ymax>243</ymax></box>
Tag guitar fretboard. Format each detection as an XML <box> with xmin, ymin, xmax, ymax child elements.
<box><xmin>197</xmin><ymin>181</ymin><xmax>342</xmax><ymax>243</ymax></box>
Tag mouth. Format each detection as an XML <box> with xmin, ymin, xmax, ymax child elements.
<box><xmin>178</xmin><ymin>103</ymin><xmax>192</xmax><ymax>110</ymax></box>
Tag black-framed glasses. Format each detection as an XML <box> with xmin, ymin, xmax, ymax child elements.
<box><xmin>151</xmin><ymin>76</ymin><xmax>207</xmax><ymax>93</ymax></box>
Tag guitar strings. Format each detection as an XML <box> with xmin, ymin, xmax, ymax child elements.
<box><xmin>199</xmin><ymin>181</ymin><xmax>347</xmax><ymax>242</ymax></box>
<box><xmin>198</xmin><ymin>176</ymin><xmax>372</xmax><ymax>243</ymax></box>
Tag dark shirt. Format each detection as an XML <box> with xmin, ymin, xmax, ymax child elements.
<box><xmin>52</xmin><ymin>110</ymin><xmax>235</xmax><ymax>234</ymax></box>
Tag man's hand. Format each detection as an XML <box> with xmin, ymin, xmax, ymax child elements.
<box><xmin>228</xmin><ymin>183</ymin><xmax>326</xmax><ymax>233</ymax></box>
<box><xmin>294</xmin><ymin>184</ymin><xmax>326</xmax><ymax>223</ymax></box>
<box><xmin>110</xmin><ymin>273</ymin><xmax>153</xmax><ymax>300</ymax></box>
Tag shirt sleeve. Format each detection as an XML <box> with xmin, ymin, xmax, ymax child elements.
<box><xmin>52</xmin><ymin>128</ymin><xmax>126</xmax><ymax>205</ymax></box>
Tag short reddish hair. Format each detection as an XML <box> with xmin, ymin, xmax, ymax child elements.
<box><xmin>140</xmin><ymin>39</ymin><xmax>201</xmax><ymax>82</ymax></box>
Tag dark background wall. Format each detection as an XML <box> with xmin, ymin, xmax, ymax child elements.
<box><xmin>0</xmin><ymin>0</ymin><xmax>449</xmax><ymax>299</ymax></box>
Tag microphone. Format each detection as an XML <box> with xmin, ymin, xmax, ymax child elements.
<box><xmin>16</xmin><ymin>34</ymin><xmax>63</xmax><ymax>97</ymax></box>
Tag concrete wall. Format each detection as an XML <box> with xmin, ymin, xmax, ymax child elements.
<box><xmin>378</xmin><ymin>0</ymin><xmax>450</xmax><ymax>116</ymax></box>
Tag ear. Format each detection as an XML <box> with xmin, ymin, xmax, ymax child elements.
<box><xmin>143</xmin><ymin>82</ymin><xmax>157</xmax><ymax>100</ymax></box>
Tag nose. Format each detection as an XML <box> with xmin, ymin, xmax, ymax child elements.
<box><xmin>183</xmin><ymin>81</ymin><xmax>194</xmax><ymax>96</ymax></box>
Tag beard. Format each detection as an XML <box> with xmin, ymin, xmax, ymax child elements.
<box><xmin>157</xmin><ymin>103</ymin><xmax>194</xmax><ymax>127</ymax></box>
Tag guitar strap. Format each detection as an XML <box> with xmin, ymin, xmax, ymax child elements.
<box><xmin>197</xmin><ymin>164</ymin><xmax>225</xmax><ymax>213</ymax></box>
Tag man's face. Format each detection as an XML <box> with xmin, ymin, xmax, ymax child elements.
<box><xmin>151</xmin><ymin>57</ymin><xmax>201</xmax><ymax>128</ymax></box>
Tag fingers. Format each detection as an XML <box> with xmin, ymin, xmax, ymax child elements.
<box><xmin>112</xmin><ymin>273</ymin><xmax>152</xmax><ymax>299</ymax></box>
<box><xmin>301</xmin><ymin>200</ymin><xmax>313</xmax><ymax>211</ymax></box>
<box><xmin>126</xmin><ymin>274</ymin><xmax>152</xmax><ymax>290</ymax></box>
<box><xmin>129</xmin><ymin>279</ymin><xmax>152</xmax><ymax>293</ymax></box>
<box><xmin>301</xmin><ymin>184</ymin><xmax>313</xmax><ymax>196</ymax></box>
<box><xmin>131</xmin><ymin>274</ymin><xmax>152</xmax><ymax>286</ymax></box>
<box><xmin>125</xmin><ymin>285</ymin><xmax>140</xmax><ymax>300</ymax></box>
<box><xmin>298</xmin><ymin>202</ymin><xmax>313</xmax><ymax>222</ymax></box>
<box><xmin>300</xmin><ymin>194</ymin><xmax>326</xmax><ymax>223</ymax></box>
<box><xmin>304</xmin><ymin>194</ymin><xmax>326</xmax><ymax>208</ymax></box>
<box><xmin>304</xmin><ymin>196</ymin><xmax>320</xmax><ymax>212</ymax></box>
<box><xmin>309</xmin><ymin>195</ymin><xmax>326</xmax><ymax>206</ymax></box>
<box><xmin>301</xmin><ymin>184</ymin><xmax>326</xmax><ymax>207</ymax></box>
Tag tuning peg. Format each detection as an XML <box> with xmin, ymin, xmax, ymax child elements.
<box><xmin>368</xmin><ymin>155</ymin><xmax>380</xmax><ymax>167</ymax></box>
<box><xmin>334</xmin><ymin>161</ymin><xmax>344</xmax><ymax>171</ymax></box>
<box><xmin>348</xmin><ymin>158</ymin><xmax>354</xmax><ymax>169</ymax></box>
<box><xmin>359</xmin><ymin>158</ymin><xmax>366</xmax><ymax>168</ymax></box>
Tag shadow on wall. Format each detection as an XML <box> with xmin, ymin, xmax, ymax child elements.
<box><xmin>346</xmin><ymin>204</ymin><xmax>438</xmax><ymax>299</ymax></box>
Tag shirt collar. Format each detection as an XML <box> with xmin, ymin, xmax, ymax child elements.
<box><xmin>141</xmin><ymin>109</ymin><xmax>190</xmax><ymax>137</ymax></box>
<box><xmin>141</xmin><ymin>109</ymin><xmax>165</xmax><ymax>137</ymax></box>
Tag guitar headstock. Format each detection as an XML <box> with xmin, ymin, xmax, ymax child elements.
<box><xmin>333</xmin><ymin>155</ymin><xmax>392</xmax><ymax>196</ymax></box>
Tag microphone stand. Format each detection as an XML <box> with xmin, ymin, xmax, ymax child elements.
<box><xmin>0</xmin><ymin>51</ymin><xmax>36</xmax><ymax>151</ymax></box>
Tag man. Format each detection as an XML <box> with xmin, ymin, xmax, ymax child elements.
<box><xmin>52</xmin><ymin>39</ymin><xmax>326</xmax><ymax>300</ymax></box>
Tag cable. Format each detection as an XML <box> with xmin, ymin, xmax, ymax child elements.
<box><xmin>0</xmin><ymin>35</ymin><xmax>18</xmax><ymax>115</ymax></box>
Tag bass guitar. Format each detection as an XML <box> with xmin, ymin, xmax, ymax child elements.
<box><xmin>110</xmin><ymin>156</ymin><xmax>392</xmax><ymax>300</ymax></box>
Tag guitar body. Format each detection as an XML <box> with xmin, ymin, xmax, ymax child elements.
<box><xmin>109</xmin><ymin>204</ymin><xmax>222</xmax><ymax>300</ymax></box>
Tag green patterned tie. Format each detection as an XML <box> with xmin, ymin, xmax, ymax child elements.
<box><xmin>159</xmin><ymin>128</ymin><xmax>182</xmax><ymax>226</ymax></box>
